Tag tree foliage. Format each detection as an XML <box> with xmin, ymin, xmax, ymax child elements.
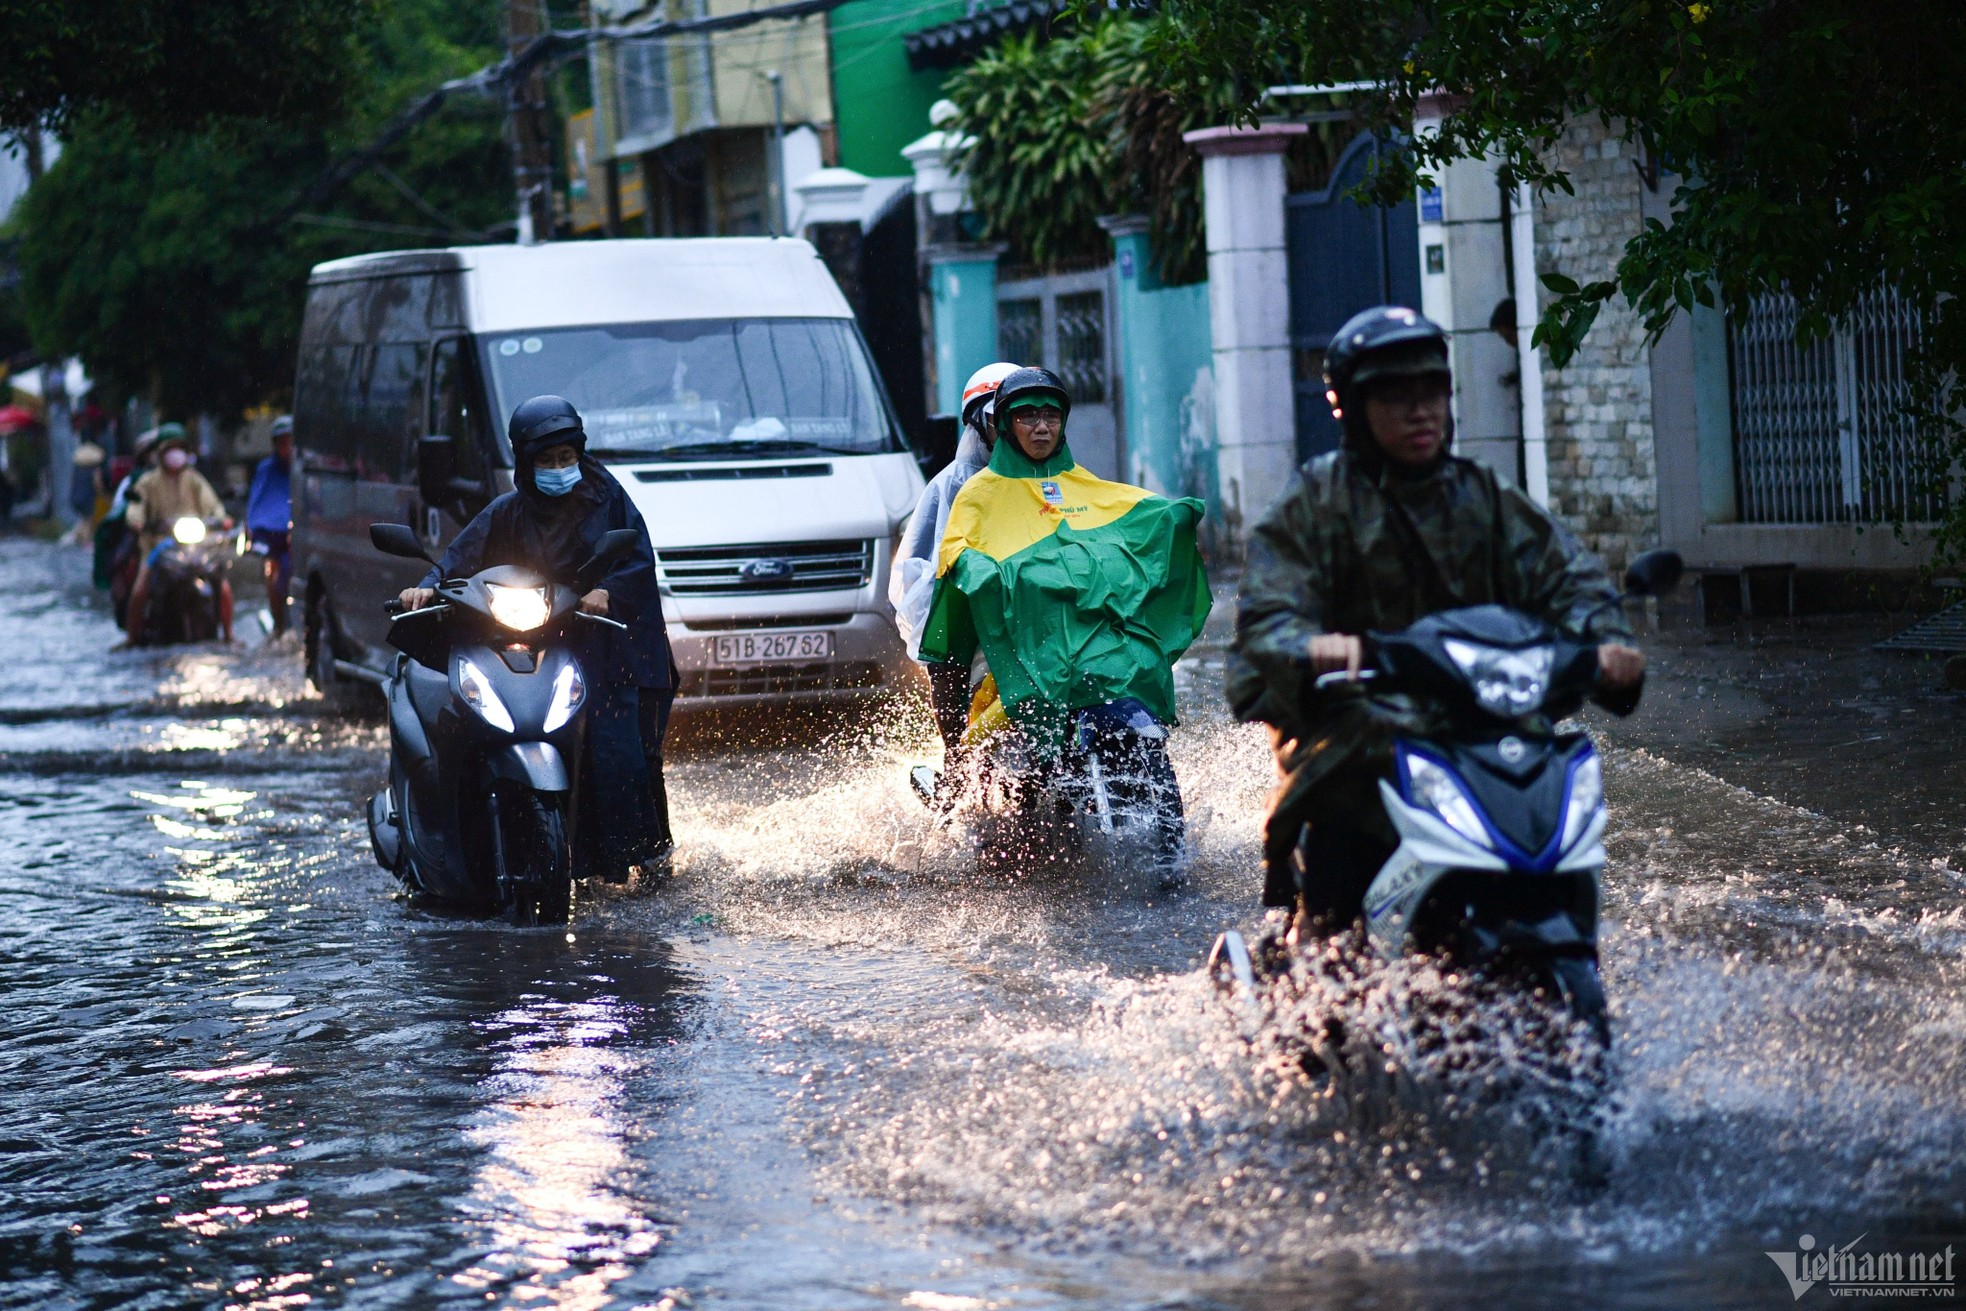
<box><xmin>1143</xmin><ymin>0</ymin><xmax>1966</xmax><ymax>555</ymax></box>
<box><xmin>0</xmin><ymin>0</ymin><xmax>373</xmax><ymax>133</ymax></box>
<box><xmin>14</xmin><ymin>0</ymin><xmax>510</xmax><ymax>419</ymax></box>
<box><xmin>948</xmin><ymin>19</ymin><xmax>1247</xmax><ymax>283</ymax></box>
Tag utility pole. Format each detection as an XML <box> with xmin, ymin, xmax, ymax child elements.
<box><xmin>764</xmin><ymin>70</ymin><xmax>786</xmax><ymax>237</ymax></box>
<box><xmin>505</xmin><ymin>0</ymin><xmax>556</xmax><ymax>243</ymax></box>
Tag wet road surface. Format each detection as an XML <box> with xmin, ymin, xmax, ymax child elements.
<box><xmin>0</xmin><ymin>537</ymin><xmax>1961</xmax><ymax>1310</ymax></box>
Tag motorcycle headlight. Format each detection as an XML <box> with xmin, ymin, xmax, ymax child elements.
<box><xmin>1442</xmin><ymin>639</ymin><xmax>1554</xmax><ymax>717</ymax></box>
<box><xmin>456</xmin><ymin>657</ymin><xmax>516</xmax><ymax>732</ymax></box>
<box><xmin>1402</xmin><ymin>751</ymin><xmax>1494</xmax><ymax>849</ymax></box>
<box><xmin>1559</xmin><ymin>751</ymin><xmax>1604</xmax><ymax>851</ymax></box>
<box><xmin>486</xmin><ymin>583</ymin><xmax>550</xmax><ymax>633</ymax></box>
<box><xmin>541</xmin><ymin>661</ymin><xmax>586</xmax><ymax>733</ymax></box>
<box><xmin>172</xmin><ymin>517</ymin><xmax>207</xmax><ymax>546</ymax></box>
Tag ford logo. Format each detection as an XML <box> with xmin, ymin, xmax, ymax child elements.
<box><xmin>739</xmin><ymin>557</ymin><xmax>794</xmax><ymax>582</ymax></box>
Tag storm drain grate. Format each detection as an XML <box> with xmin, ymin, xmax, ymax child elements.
<box><xmin>1875</xmin><ymin>599</ymin><xmax>1966</xmax><ymax>654</ymax></box>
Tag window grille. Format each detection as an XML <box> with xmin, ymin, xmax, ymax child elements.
<box><xmin>1730</xmin><ymin>289</ymin><xmax>1936</xmax><ymax>523</ymax></box>
<box><xmin>616</xmin><ymin>38</ymin><xmax>674</xmax><ymax>146</ymax></box>
<box><xmin>1055</xmin><ymin>291</ymin><xmax>1107</xmax><ymax>403</ymax></box>
<box><xmin>998</xmin><ymin>298</ymin><xmax>1042</xmax><ymax>369</ymax></box>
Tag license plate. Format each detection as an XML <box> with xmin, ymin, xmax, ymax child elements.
<box><xmin>711</xmin><ymin>630</ymin><xmax>834</xmax><ymax>666</ymax></box>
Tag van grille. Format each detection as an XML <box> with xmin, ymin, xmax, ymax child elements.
<box><xmin>680</xmin><ymin>661</ymin><xmax>885</xmax><ymax>698</ymax></box>
<box><xmin>656</xmin><ymin>539</ymin><xmax>872</xmax><ymax>597</ymax></box>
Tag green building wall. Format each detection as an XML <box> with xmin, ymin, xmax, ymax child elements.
<box><xmin>827</xmin><ymin>0</ymin><xmax>968</xmax><ymax>177</ymax></box>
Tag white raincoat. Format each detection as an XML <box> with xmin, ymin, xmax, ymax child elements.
<box><xmin>888</xmin><ymin>421</ymin><xmax>992</xmax><ymax>659</ymax></box>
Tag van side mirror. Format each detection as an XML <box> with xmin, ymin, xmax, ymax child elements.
<box><xmin>371</xmin><ymin>522</ymin><xmax>435</xmax><ymax>564</ymax></box>
<box><xmin>1623</xmin><ymin>549</ymin><xmax>1684</xmax><ymax>597</ymax></box>
<box><xmin>574</xmin><ymin>529</ymin><xmax>642</xmax><ymax>594</ymax></box>
<box><xmin>915</xmin><ymin>413</ymin><xmax>959</xmax><ymax>478</ymax></box>
<box><xmin>418</xmin><ymin>434</ymin><xmax>458</xmax><ymax>504</ymax></box>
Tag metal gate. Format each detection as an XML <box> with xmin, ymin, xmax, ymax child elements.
<box><xmin>1730</xmin><ymin>289</ymin><xmax>1936</xmax><ymax>523</ymax></box>
<box><xmin>1286</xmin><ymin>134</ymin><xmax>1423</xmax><ymax>461</ymax></box>
<box><xmin>996</xmin><ymin>265</ymin><xmax>1120</xmax><ymax>479</ymax></box>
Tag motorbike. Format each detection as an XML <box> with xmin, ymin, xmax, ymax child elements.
<box><xmin>1210</xmin><ymin>549</ymin><xmax>1685</xmax><ymax>1045</ymax></box>
<box><xmin>911</xmin><ymin>675</ymin><xmax>1189</xmax><ymax>883</ymax></box>
<box><xmin>363</xmin><ymin>522</ymin><xmax>640</xmax><ymax>925</ymax></box>
<box><xmin>133</xmin><ymin>516</ymin><xmax>231</xmax><ymax>645</ymax></box>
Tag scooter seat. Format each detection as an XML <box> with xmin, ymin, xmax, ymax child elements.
<box><xmin>405</xmin><ymin>661</ymin><xmax>450</xmax><ymax>723</ymax></box>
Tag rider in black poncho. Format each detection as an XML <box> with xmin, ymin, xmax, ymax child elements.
<box><xmin>398</xmin><ymin>395</ymin><xmax>677</xmax><ymax>882</ymax></box>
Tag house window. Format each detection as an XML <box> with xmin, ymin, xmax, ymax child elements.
<box><xmin>1055</xmin><ymin>291</ymin><xmax>1107</xmax><ymax>404</ymax></box>
<box><xmin>1729</xmin><ymin>288</ymin><xmax>1935</xmax><ymax>523</ymax></box>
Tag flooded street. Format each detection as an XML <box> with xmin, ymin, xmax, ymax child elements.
<box><xmin>2</xmin><ymin>535</ymin><xmax>1962</xmax><ymax>1311</ymax></box>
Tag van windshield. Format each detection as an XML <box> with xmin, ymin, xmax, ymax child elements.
<box><xmin>479</xmin><ymin>318</ymin><xmax>902</xmax><ymax>460</ymax></box>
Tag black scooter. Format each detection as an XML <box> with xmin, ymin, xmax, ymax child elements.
<box><xmin>364</xmin><ymin>522</ymin><xmax>639</xmax><ymax>925</ymax></box>
<box><xmin>1211</xmin><ymin>550</ymin><xmax>1684</xmax><ymax>1045</ymax></box>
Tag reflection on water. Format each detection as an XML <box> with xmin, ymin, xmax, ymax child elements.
<box><xmin>455</xmin><ymin>996</ymin><xmax>665</xmax><ymax>1308</ymax></box>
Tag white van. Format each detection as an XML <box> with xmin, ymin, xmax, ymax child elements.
<box><xmin>292</xmin><ymin>238</ymin><xmax>927</xmax><ymax>708</ymax></box>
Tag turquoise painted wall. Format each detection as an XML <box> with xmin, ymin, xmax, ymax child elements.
<box><xmin>1108</xmin><ymin>225</ymin><xmax>1215</xmax><ymax>504</ymax></box>
<box><xmin>930</xmin><ymin>255</ymin><xmax>1000</xmax><ymax>415</ymax></box>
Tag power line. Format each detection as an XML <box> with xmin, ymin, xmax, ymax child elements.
<box><xmin>297</xmin><ymin>0</ymin><xmax>866</xmax><ymax>216</ymax></box>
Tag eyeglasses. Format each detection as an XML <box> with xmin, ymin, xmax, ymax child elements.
<box><xmin>1008</xmin><ymin>407</ymin><xmax>1064</xmax><ymax>429</ymax></box>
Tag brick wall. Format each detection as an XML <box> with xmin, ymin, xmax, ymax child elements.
<box><xmin>1531</xmin><ymin>117</ymin><xmax>1660</xmax><ymax>569</ymax></box>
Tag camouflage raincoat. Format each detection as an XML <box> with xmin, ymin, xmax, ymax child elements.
<box><xmin>1226</xmin><ymin>446</ymin><xmax>1634</xmax><ymax>903</ymax></box>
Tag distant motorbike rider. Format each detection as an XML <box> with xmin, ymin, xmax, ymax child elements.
<box><xmin>124</xmin><ymin>426</ymin><xmax>233</xmax><ymax>645</ymax></box>
<box><xmin>98</xmin><ymin>427</ymin><xmax>162</xmax><ymax>611</ymax></box>
<box><xmin>396</xmin><ymin>395</ymin><xmax>677</xmax><ymax>881</ymax></box>
<box><xmin>919</xmin><ymin>366</ymin><xmax>1209</xmax><ymax>765</ymax></box>
<box><xmin>1227</xmin><ymin>306</ymin><xmax>1645</xmax><ymax>927</ymax></box>
<box><xmin>890</xmin><ymin>360</ymin><xmax>1020</xmax><ymax>766</ymax></box>
<box><xmin>246</xmin><ymin>416</ymin><xmax>295</xmax><ymax>638</ymax></box>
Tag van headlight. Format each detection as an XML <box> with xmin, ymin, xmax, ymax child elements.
<box><xmin>457</xmin><ymin>657</ymin><xmax>516</xmax><ymax>731</ymax></box>
<box><xmin>1559</xmin><ymin>751</ymin><xmax>1604</xmax><ymax>851</ymax></box>
<box><xmin>541</xmin><ymin>661</ymin><xmax>585</xmax><ymax>732</ymax></box>
<box><xmin>172</xmin><ymin>517</ymin><xmax>207</xmax><ymax>546</ymax></box>
<box><xmin>486</xmin><ymin>583</ymin><xmax>550</xmax><ymax>632</ymax></box>
<box><xmin>1442</xmin><ymin>638</ymin><xmax>1553</xmax><ymax>717</ymax></box>
<box><xmin>1402</xmin><ymin>751</ymin><xmax>1494</xmax><ymax>849</ymax></box>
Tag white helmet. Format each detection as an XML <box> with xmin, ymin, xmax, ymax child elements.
<box><xmin>960</xmin><ymin>361</ymin><xmax>1020</xmax><ymax>426</ymax></box>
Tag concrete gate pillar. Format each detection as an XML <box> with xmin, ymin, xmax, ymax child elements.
<box><xmin>1184</xmin><ymin>122</ymin><xmax>1305</xmax><ymax>544</ymax></box>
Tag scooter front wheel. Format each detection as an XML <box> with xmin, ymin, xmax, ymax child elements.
<box><xmin>498</xmin><ymin>790</ymin><xmax>572</xmax><ymax>926</ymax></box>
<box><xmin>1546</xmin><ymin>954</ymin><xmax>1611</xmax><ymax>1048</ymax></box>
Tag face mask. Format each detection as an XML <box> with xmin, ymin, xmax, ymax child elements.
<box><xmin>161</xmin><ymin>449</ymin><xmax>190</xmax><ymax>472</ymax></box>
<box><xmin>534</xmin><ymin>463</ymin><xmax>582</xmax><ymax>497</ymax></box>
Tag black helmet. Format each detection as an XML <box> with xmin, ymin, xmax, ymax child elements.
<box><xmin>992</xmin><ymin>366</ymin><xmax>1071</xmax><ymax>424</ymax></box>
<box><xmin>507</xmin><ymin>394</ymin><xmax>586</xmax><ymax>461</ymax></box>
<box><xmin>1322</xmin><ymin>306</ymin><xmax>1450</xmax><ymax>428</ymax></box>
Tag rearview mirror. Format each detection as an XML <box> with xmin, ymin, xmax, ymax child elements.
<box><xmin>417</xmin><ymin>434</ymin><xmax>457</xmax><ymax>505</ymax></box>
<box><xmin>371</xmin><ymin>522</ymin><xmax>434</xmax><ymax>564</ymax></box>
<box><xmin>573</xmin><ymin>529</ymin><xmax>642</xmax><ymax>594</ymax></box>
<box><xmin>1623</xmin><ymin>548</ymin><xmax>1684</xmax><ymax>597</ymax></box>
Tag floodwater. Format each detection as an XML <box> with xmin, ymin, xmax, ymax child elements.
<box><xmin>0</xmin><ymin>536</ymin><xmax>1960</xmax><ymax>1311</ymax></box>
